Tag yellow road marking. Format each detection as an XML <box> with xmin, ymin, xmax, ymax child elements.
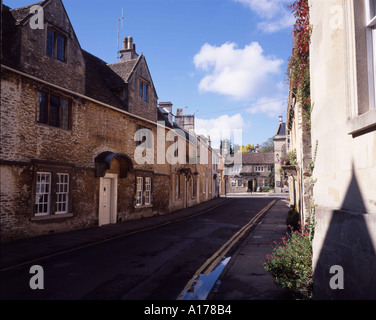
<box><xmin>177</xmin><ymin>199</ymin><xmax>277</xmax><ymax>300</ymax></box>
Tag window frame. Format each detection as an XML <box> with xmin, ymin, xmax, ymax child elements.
<box><xmin>46</xmin><ymin>27</ymin><xmax>67</xmax><ymax>62</ymax></box>
<box><xmin>366</xmin><ymin>0</ymin><xmax>376</xmax><ymax>111</ymax></box>
<box><xmin>56</xmin><ymin>173</ymin><xmax>69</xmax><ymax>214</ymax></box>
<box><xmin>136</xmin><ymin>177</ymin><xmax>143</xmax><ymax>206</ymax></box>
<box><xmin>35</xmin><ymin>172</ymin><xmax>52</xmax><ymax>216</ymax></box>
<box><xmin>145</xmin><ymin>177</ymin><xmax>152</xmax><ymax>205</ymax></box>
<box><xmin>36</xmin><ymin>90</ymin><xmax>72</xmax><ymax>130</ymax></box>
<box><xmin>139</xmin><ymin>80</ymin><xmax>148</xmax><ymax>102</ymax></box>
<box><xmin>345</xmin><ymin>0</ymin><xmax>376</xmax><ymax>135</ymax></box>
<box><xmin>32</xmin><ymin>166</ymin><xmax>72</xmax><ymax>219</ymax></box>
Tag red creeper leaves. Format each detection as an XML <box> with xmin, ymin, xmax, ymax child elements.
<box><xmin>288</xmin><ymin>0</ymin><xmax>310</xmax><ymax>92</ymax></box>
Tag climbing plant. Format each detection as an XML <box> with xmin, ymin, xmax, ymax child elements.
<box><xmin>287</xmin><ymin>0</ymin><xmax>311</xmax><ymax>129</ymax></box>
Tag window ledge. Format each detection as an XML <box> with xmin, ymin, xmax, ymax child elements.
<box><xmin>134</xmin><ymin>204</ymin><xmax>153</xmax><ymax>209</ymax></box>
<box><xmin>347</xmin><ymin>109</ymin><xmax>376</xmax><ymax>136</ymax></box>
<box><xmin>31</xmin><ymin>213</ymin><xmax>73</xmax><ymax>221</ymax></box>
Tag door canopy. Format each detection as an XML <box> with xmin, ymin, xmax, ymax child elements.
<box><xmin>95</xmin><ymin>152</ymin><xmax>133</xmax><ymax>178</ymax></box>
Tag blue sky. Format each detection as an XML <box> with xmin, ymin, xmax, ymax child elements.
<box><xmin>5</xmin><ymin>0</ymin><xmax>294</xmax><ymax>148</ymax></box>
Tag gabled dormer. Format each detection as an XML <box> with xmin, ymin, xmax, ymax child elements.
<box><xmin>3</xmin><ymin>0</ymin><xmax>86</xmax><ymax>94</ymax></box>
<box><xmin>108</xmin><ymin>37</ymin><xmax>159</xmax><ymax>122</ymax></box>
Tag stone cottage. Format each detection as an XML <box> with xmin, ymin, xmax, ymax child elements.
<box><xmin>0</xmin><ymin>0</ymin><xmax>216</xmax><ymax>241</ymax></box>
<box><xmin>224</xmin><ymin>151</ymin><xmax>274</xmax><ymax>194</ymax></box>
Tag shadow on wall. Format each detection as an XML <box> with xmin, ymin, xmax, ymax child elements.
<box><xmin>313</xmin><ymin>165</ymin><xmax>376</xmax><ymax>299</ymax></box>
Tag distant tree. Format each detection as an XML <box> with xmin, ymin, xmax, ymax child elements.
<box><xmin>259</xmin><ymin>138</ymin><xmax>274</xmax><ymax>153</ymax></box>
<box><xmin>238</xmin><ymin>144</ymin><xmax>255</xmax><ymax>153</ymax></box>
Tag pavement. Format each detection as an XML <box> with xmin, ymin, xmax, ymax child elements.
<box><xmin>0</xmin><ymin>194</ymin><xmax>293</xmax><ymax>300</ymax></box>
<box><xmin>207</xmin><ymin>198</ymin><xmax>294</xmax><ymax>300</ymax></box>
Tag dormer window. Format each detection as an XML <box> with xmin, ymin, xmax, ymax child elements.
<box><xmin>46</xmin><ymin>28</ymin><xmax>66</xmax><ymax>62</ymax></box>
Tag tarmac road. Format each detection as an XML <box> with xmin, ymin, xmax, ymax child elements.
<box><xmin>0</xmin><ymin>197</ymin><xmax>279</xmax><ymax>300</ymax></box>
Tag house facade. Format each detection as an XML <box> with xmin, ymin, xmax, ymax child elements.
<box><xmin>309</xmin><ymin>0</ymin><xmax>376</xmax><ymax>299</ymax></box>
<box><xmin>0</xmin><ymin>0</ymin><xmax>216</xmax><ymax>241</ymax></box>
<box><xmin>285</xmin><ymin>76</ymin><xmax>313</xmax><ymax>225</ymax></box>
<box><xmin>224</xmin><ymin>152</ymin><xmax>274</xmax><ymax>194</ymax></box>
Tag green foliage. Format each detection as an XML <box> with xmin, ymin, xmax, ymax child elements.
<box><xmin>308</xmin><ymin>140</ymin><xmax>318</xmax><ymax>173</ymax></box>
<box><xmin>264</xmin><ymin>226</ymin><xmax>313</xmax><ymax>299</ymax></box>
<box><xmin>259</xmin><ymin>138</ymin><xmax>274</xmax><ymax>153</ymax></box>
<box><xmin>281</xmin><ymin>149</ymin><xmax>297</xmax><ymax>166</ymax></box>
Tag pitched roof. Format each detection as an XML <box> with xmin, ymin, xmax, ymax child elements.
<box><xmin>225</xmin><ymin>152</ymin><xmax>274</xmax><ymax>166</ymax></box>
<box><xmin>82</xmin><ymin>50</ymin><xmax>126</xmax><ymax>109</ymax></box>
<box><xmin>242</xmin><ymin>152</ymin><xmax>274</xmax><ymax>164</ymax></box>
<box><xmin>107</xmin><ymin>59</ymin><xmax>139</xmax><ymax>83</ymax></box>
<box><xmin>9</xmin><ymin>1</ymin><xmax>46</xmax><ymax>24</ymax></box>
<box><xmin>276</xmin><ymin>122</ymin><xmax>286</xmax><ymax>136</ymax></box>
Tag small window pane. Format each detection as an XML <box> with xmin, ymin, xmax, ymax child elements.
<box><xmin>57</xmin><ymin>34</ymin><xmax>65</xmax><ymax>61</ymax></box>
<box><xmin>139</xmin><ymin>82</ymin><xmax>143</xmax><ymax>100</ymax></box>
<box><xmin>35</xmin><ymin>172</ymin><xmax>51</xmax><ymax>216</ymax></box>
<box><xmin>143</xmin><ymin>83</ymin><xmax>147</xmax><ymax>102</ymax></box>
<box><xmin>37</xmin><ymin>91</ymin><xmax>48</xmax><ymax>124</ymax></box>
<box><xmin>136</xmin><ymin>177</ymin><xmax>143</xmax><ymax>206</ymax></box>
<box><xmin>145</xmin><ymin>178</ymin><xmax>151</xmax><ymax>205</ymax></box>
<box><xmin>46</xmin><ymin>29</ymin><xmax>55</xmax><ymax>57</ymax></box>
<box><xmin>56</xmin><ymin>173</ymin><xmax>69</xmax><ymax>214</ymax></box>
<box><xmin>371</xmin><ymin>0</ymin><xmax>376</xmax><ymax>19</ymax></box>
<box><xmin>60</xmin><ymin>98</ymin><xmax>69</xmax><ymax>129</ymax></box>
<box><xmin>49</xmin><ymin>95</ymin><xmax>60</xmax><ymax>127</ymax></box>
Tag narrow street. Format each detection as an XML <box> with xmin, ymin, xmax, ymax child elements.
<box><xmin>0</xmin><ymin>197</ymin><xmax>278</xmax><ymax>300</ymax></box>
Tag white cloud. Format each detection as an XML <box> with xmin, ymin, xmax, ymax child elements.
<box><xmin>195</xmin><ymin>113</ymin><xmax>245</xmax><ymax>149</ymax></box>
<box><xmin>246</xmin><ymin>96</ymin><xmax>286</xmax><ymax>117</ymax></box>
<box><xmin>234</xmin><ymin>0</ymin><xmax>294</xmax><ymax>33</ymax></box>
<box><xmin>193</xmin><ymin>42</ymin><xmax>283</xmax><ymax>100</ymax></box>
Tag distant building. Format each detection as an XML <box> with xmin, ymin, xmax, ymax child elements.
<box><xmin>224</xmin><ymin>152</ymin><xmax>274</xmax><ymax>194</ymax></box>
<box><xmin>273</xmin><ymin>116</ymin><xmax>289</xmax><ymax>193</ymax></box>
<box><xmin>175</xmin><ymin>108</ymin><xmax>195</xmax><ymax>132</ymax></box>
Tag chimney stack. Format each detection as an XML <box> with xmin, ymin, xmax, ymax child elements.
<box><xmin>175</xmin><ymin>108</ymin><xmax>195</xmax><ymax>132</ymax></box>
<box><xmin>119</xmin><ymin>36</ymin><xmax>139</xmax><ymax>62</ymax></box>
<box><xmin>279</xmin><ymin>115</ymin><xmax>283</xmax><ymax>123</ymax></box>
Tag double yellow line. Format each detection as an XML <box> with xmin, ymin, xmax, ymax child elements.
<box><xmin>177</xmin><ymin>199</ymin><xmax>277</xmax><ymax>300</ymax></box>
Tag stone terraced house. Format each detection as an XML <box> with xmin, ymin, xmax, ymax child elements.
<box><xmin>224</xmin><ymin>151</ymin><xmax>274</xmax><ymax>194</ymax></box>
<box><xmin>0</xmin><ymin>0</ymin><xmax>217</xmax><ymax>241</ymax></box>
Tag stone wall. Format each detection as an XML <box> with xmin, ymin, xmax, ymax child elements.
<box><xmin>127</xmin><ymin>57</ymin><xmax>158</xmax><ymax>123</ymax></box>
<box><xmin>0</xmin><ymin>70</ymin><xmax>171</xmax><ymax>240</ymax></box>
<box><xmin>310</xmin><ymin>0</ymin><xmax>376</xmax><ymax>299</ymax></box>
<box><xmin>18</xmin><ymin>0</ymin><xmax>85</xmax><ymax>94</ymax></box>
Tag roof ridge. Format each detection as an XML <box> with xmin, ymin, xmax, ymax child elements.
<box><xmin>9</xmin><ymin>1</ymin><xmax>44</xmax><ymax>11</ymax></box>
<box><xmin>107</xmin><ymin>59</ymin><xmax>139</xmax><ymax>66</ymax></box>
